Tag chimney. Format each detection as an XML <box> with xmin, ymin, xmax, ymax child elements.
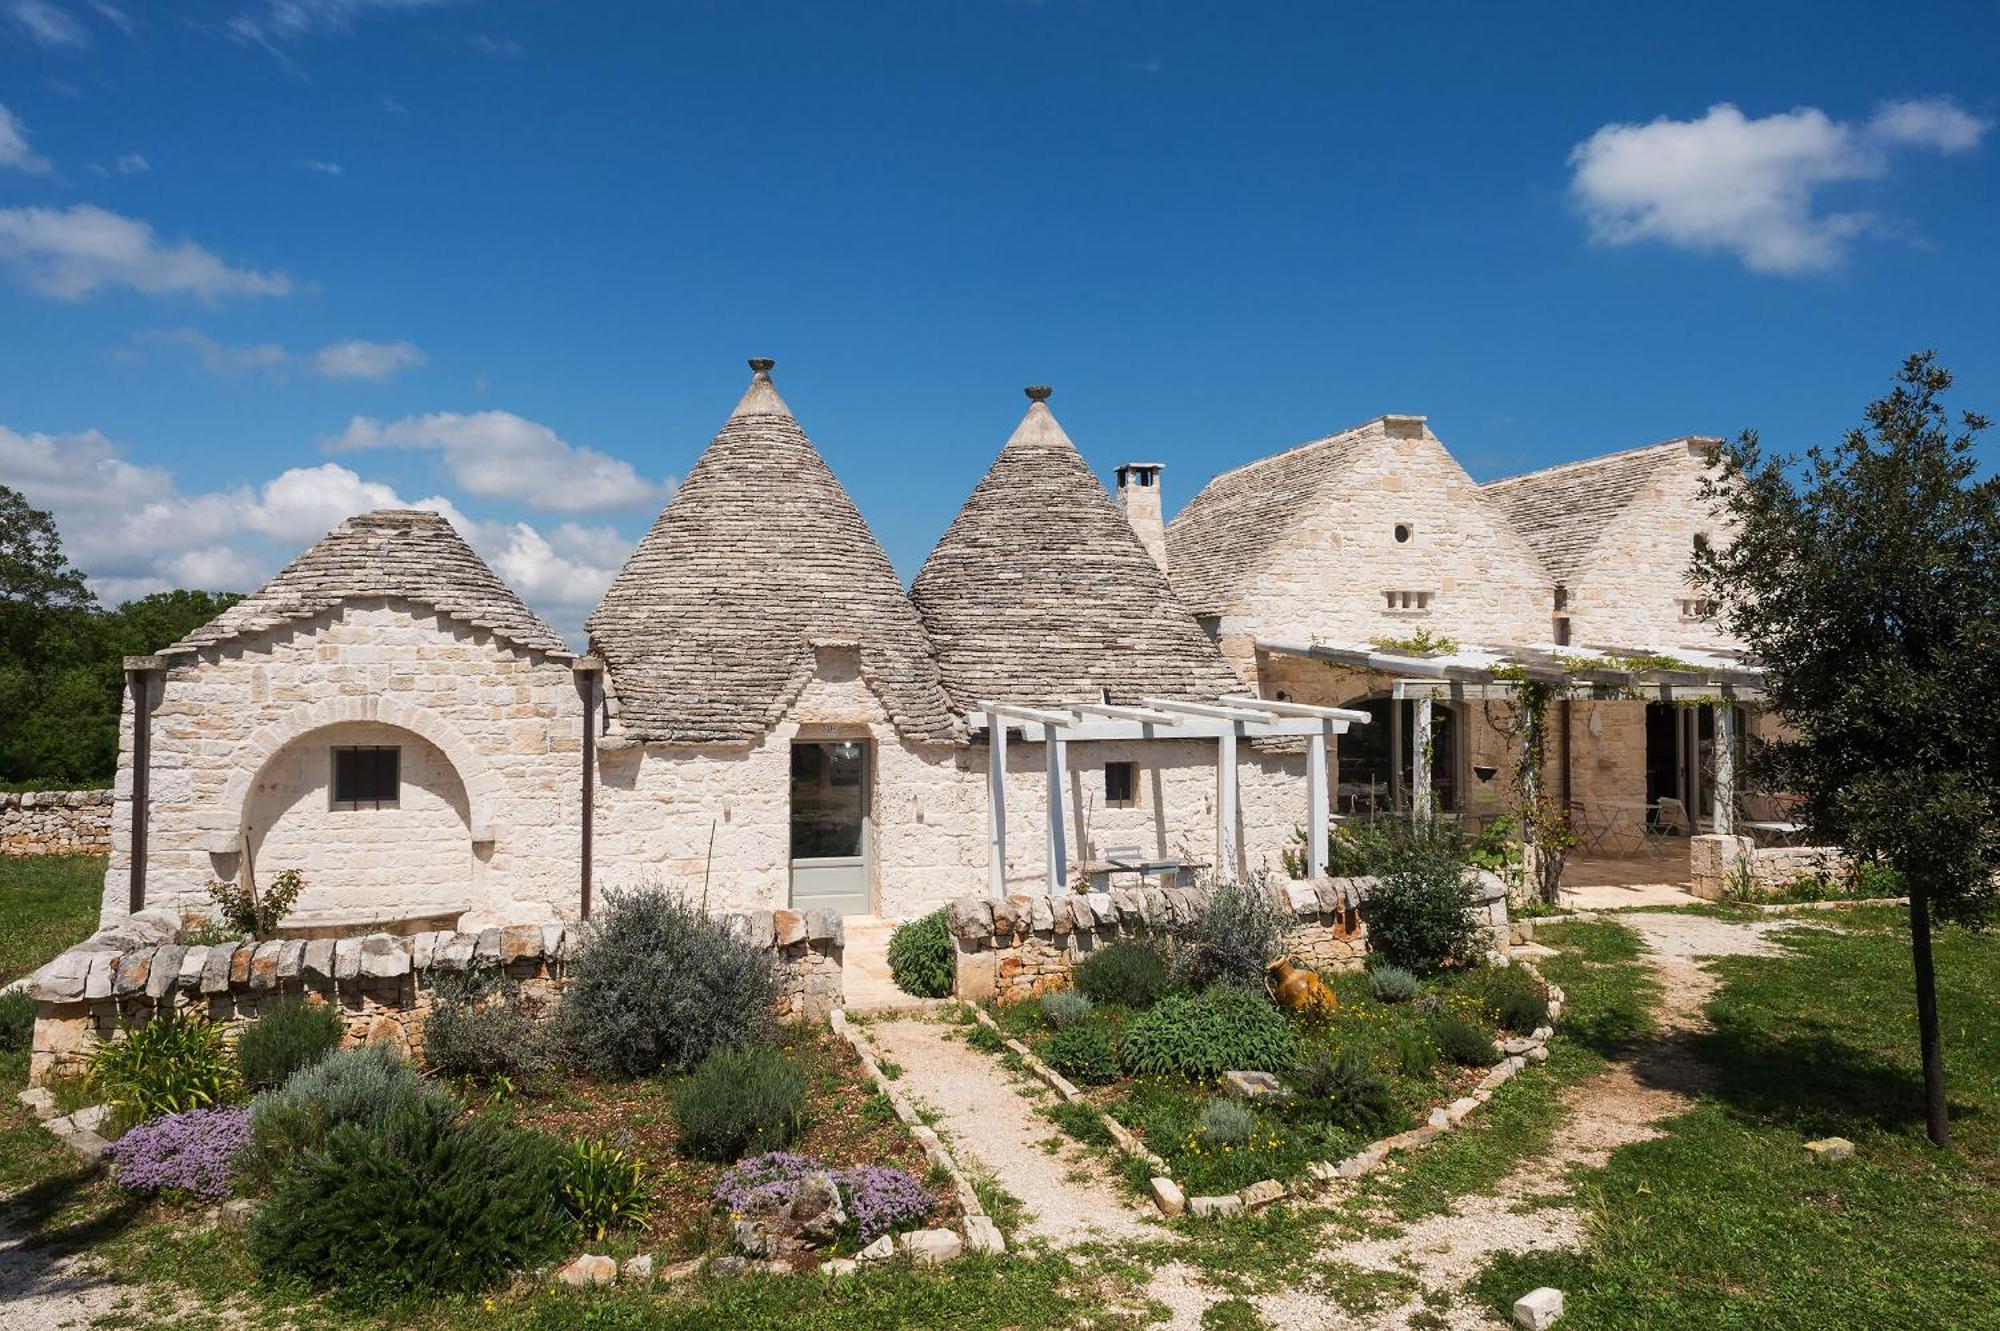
<box><xmin>1115</xmin><ymin>462</ymin><xmax>1168</xmax><ymax>574</ymax></box>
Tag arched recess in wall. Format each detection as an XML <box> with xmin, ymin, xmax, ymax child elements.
<box><xmin>235</xmin><ymin>721</ymin><xmax>475</xmax><ymax>927</ymax></box>
<box><xmin>1333</xmin><ymin>694</ymin><xmax>1460</xmax><ymax>816</ymax></box>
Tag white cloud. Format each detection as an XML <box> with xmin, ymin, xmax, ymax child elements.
<box><xmin>297</xmin><ymin>158</ymin><xmax>343</xmax><ymax>177</ymax></box>
<box><xmin>114</xmin><ymin>151</ymin><xmax>149</xmax><ymax>174</ymax></box>
<box><xmin>87</xmin><ymin>2</ymin><xmax>132</xmax><ymax>37</ymax></box>
<box><xmin>136</xmin><ymin>327</ymin><xmax>288</xmax><ymax>377</ymax></box>
<box><xmin>330</xmin><ymin>410</ymin><xmax>670</xmax><ymax>513</ymax></box>
<box><xmin>2</xmin><ymin>419</ymin><xmax>612</xmax><ymax>641</ymax></box>
<box><xmin>1568</xmin><ymin>97</ymin><xmax>1992</xmax><ymax>274</ymax></box>
<box><xmin>0</xmin><ymin>204</ymin><xmax>293</xmax><ymax>301</ymax></box>
<box><xmin>6</xmin><ymin>0</ymin><xmax>88</xmax><ymax>47</ymax></box>
<box><xmin>0</xmin><ymin>103</ymin><xmax>51</xmax><ymax>173</ymax></box>
<box><xmin>228</xmin><ymin>0</ymin><xmax>461</xmax><ymax>46</ymax></box>
<box><xmin>312</xmin><ymin>338</ymin><xmax>426</xmax><ymax>380</ymax></box>
<box><xmin>468</xmin><ymin>32</ymin><xmax>520</xmax><ymax>57</ymax></box>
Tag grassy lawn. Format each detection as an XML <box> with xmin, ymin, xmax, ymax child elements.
<box><xmin>0</xmin><ymin>853</ymin><xmax>104</xmax><ymax>983</ymax></box>
<box><xmin>1474</xmin><ymin>906</ymin><xmax>2000</xmax><ymax>1330</ymax></box>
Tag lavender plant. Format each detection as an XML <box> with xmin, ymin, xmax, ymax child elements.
<box><xmin>108</xmin><ymin>1105</ymin><xmax>253</xmax><ymax>1199</ymax></box>
<box><xmin>712</xmin><ymin>1152</ymin><xmax>933</xmax><ymax>1242</ymax></box>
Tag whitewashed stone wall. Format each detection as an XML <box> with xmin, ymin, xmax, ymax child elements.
<box><xmin>106</xmin><ymin>599</ymin><xmax>585</xmax><ymax>931</ymax></box>
<box><xmin>1209</xmin><ymin>419</ymin><xmax>1554</xmax><ymax>684</ymax></box>
<box><xmin>1562</xmin><ymin>442</ymin><xmax>1740</xmax><ymax>651</ymax></box>
<box><xmin>1</xmin><ymin>789</ymin><xmax>111</xmax><ymax>857</ymax></box>
<box><xmin>594</xmin><ymin>647</ymin><xmax>1312</xmax><ymax>921</ymax></box>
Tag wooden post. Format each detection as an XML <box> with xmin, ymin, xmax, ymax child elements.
<box><xmin>123</xmin><ymin>658</ymin><xmax>158</xmax><ymax>915</ymax></box>
<box><xmin>1411</xmin><ymin>695</ymin><xmax>1433</xmax><ymax>821</ymax></box>
<box><xmin>1714</xmin><ymin>699</ymin><xmax>1736</xmax><ymax>836</ymax></box>
<box><xmin>1045</xmin><ymin>735</ymin><xmax>1069</xmax><ymax>896</ymax></box>
<box><xmin>1216</xmin><ymin>726</ymin><xmax>1239</xmax><ymax>882</ymax></box>
<box><xmin>1306</xmin><ymin>720</ymin><xmax>1329</xmax><ymax>879</ymax></box>
<box><xmin>575</xmin><ymin>660</ymin><xmax>601</xmax><ymax>920</ymax></box>
<box><xmin>987</xmin><ymin>712</ymin><xmax>1008</xmax><ymax>901</ymax></box>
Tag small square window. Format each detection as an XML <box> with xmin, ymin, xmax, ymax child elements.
<box><xmin>332</xmin><ymin>746</ymin><xmax>399</xmax><ymax>809</ymax></box>
<box><xmin>1104</xmin><ymin>761</ymin><xmax>1138</xmax><ymax>807</ymax></box>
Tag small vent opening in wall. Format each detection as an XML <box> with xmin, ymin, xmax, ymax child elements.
<box><xmin>1393</xmin><ymin>523</ymin><xmax>1412</xmax><ymax>543</ymax></box>
<box><xmin>1383</xmin><ymin>590</ymin><xmax>1433</xmax><ymax>612</ymax></box>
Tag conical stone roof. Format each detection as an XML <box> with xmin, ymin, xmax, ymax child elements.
<box><xmin>163</xmin><ymin>509</ymin><xmax>570</xmax><ymax>659</ymax></box>
<box><xmin>587</xmin><ymin>360</ymin><xmax>958</xmax><ymax>745</ymax></box>
<box><xmin>911</xmin><ymin>388</ymin><xmax>1243</xmax><ymax>712</ymax></box>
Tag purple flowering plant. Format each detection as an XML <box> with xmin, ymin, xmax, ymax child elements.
<box><xmin>713</xmin><ymin>1152</ymin><xmax>933</xmax><ymax>1242</ymax></box>
<box><xmin>108</xmin><ymin>1105</ymin><xmax>253</xmax><ymax>1200</ymax></box>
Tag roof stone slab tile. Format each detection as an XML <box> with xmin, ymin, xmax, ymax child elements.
<box><xmin>587</xmin><ymin>361</ymin><xmax>958</xmax><ymax>746</ymax></box>
<box><xmin>911</xmin><ymin>391</ymin><xmax>1242</xmax><ymax>712</ymax></box>
<box><xmin>1481</xmin><ymin>438</ymin><xmax>1714</xmax><ymax>586</ymax></box>
<box><xmin>162</xmin><ymin>509</ymin><xmax>571</xmax><ymax>660</ymax></box>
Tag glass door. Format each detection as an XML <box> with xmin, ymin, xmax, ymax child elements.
<box><xmin>788</xmin><ymin>739</ymin><xmax>871</xmax><ymax>915</ymax></box>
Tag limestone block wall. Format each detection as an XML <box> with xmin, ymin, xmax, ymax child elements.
<box><xmin>1208</xmin><ymin>421</ymin><xmax>1554</xmax><ymax>685</ymax></box>
<box><xmin>947</xmin><ymin>874</ymin><xmax>1510</xmax><ymax>1004</ymax></box>
<box><xmin>594</xmin><ymin>651</ymin><xmax>1312</xmax><ymax>922</ymax></box>
<box><xmin>105</xmin><ymin>599</ymin><xmax>585</xmax><ymax>932</ymax></box>
<box><xmin>1689</xmin><ymin>834</ymin><xmax>1851</xmax><ymax>900</ymax></box>
<box><xmin>1564</xmin><ymin>445</ymin><xmax>1740</xmax><ymax>652</ymax></box>
<box><xmin>1</xmin><ymin>789</ymin><xmax>111</xmax><ymax>857</ymax></box>
<box><xmin>25</xmin><ymin>906</ymin><xmax>844</xmax><ymax>1087</ymax></box>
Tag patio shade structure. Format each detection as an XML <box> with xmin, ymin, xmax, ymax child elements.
<box><xmin>1256</xmin><ymin>639</ymin><xmax>1767</xmax><ymax>836</ymax></box>
<box><xmin>972</xmin><ymin>697</ymin><xmax>1370</xmax><ymax>898</ymax></box>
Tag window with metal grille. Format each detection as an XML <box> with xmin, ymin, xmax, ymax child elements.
<box><xmin>1104</xmin><ymin>761</ymin><xmax>1138</xmax><ymax>807</ymax></box>
<box><xmin>331</xmin><ymin>746</ymin><xmax>400</xmax><ymax>809</ymax></box>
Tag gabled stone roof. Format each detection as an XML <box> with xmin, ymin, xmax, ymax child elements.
<box><xmin>587</xmin><ymin>360</ymin><xmax>958</xmax><ymax>746</ymax></box>
<box><xmin>162</xmin><ymin>510</ymin><xmax>571</xmax><ymax>660</ymax></box>
<box><xmin>1165</xmin><ymin>417</ymin><xmax>1399</xmax><ymax>617</ymax></box>
<box><xmin>1481</xmin><ymin>438</ymin><xmax>1714</xmax><ymax>586</ymax></box>
<box><xmin>910</xmin><ymin>388</ymin><xmax>1242</xmax><ymax>711</ymax></box>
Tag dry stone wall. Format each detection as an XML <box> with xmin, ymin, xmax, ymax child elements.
<box><xmin>1689</xmin><ymin>834</ymin><xmax>1850</xmax><ymax>900</ymax></box>
<box><xmin>947</xmin><ymin>875</ymin><xmax>1510</xmax><ymax>1003</ymax></box>
<box><xmin>1</xmin><ymin>789</ymin><xmax>111</xmax><ymax>857</ymax></box>
<box><xmin>24</xmin><ymin>906</ymin><xmax>844</xmax><ymax>1088</ymax></box>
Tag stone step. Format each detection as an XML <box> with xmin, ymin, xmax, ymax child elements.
<box><xmin>840</xmin><ymin>914</ymin><xmax>926</xmax><ymax>1014</ymax></box>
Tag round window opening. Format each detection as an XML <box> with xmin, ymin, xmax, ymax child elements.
<box><xmin>1393</xmin><ymin>523</ymin><xmax>1412</xmax><ymax>544</ymax></box>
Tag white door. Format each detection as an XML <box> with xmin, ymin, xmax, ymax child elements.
<box><xmin>789</xmin><ymin>740</ymin><xmax>871</xmax><ymax>915</ymax></box>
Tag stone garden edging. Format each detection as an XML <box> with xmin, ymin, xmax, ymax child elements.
<box><xmin>969</xmin><ymin>963</ymin><xmax>1565</xmax><ymax>1220</ymax></box>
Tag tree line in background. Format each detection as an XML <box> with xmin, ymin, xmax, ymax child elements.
<box><xmin>0</xmin><ymin>484</ymin><xmax>240</xmax><ymax>789</ymax></box>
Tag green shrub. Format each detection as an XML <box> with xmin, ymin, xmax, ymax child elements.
<box><xmin>966</xmin><ymin>1022</ymin><xmax>1005</xmax><ymax>1054</ymax></box>
<box><xmin>887</xmin><ymin>908</ymin><xmax>955</xmax><ymax>998</ymax></box>
<box><xmin>1368</xmin><ymin>964</ymin><xmax>1421</xmax><ymax>1003</ymax></box>
<box><xmin>247</xmin><ymin>1098</ymin><xmax>569</xmax><ymax>1306</ymax></box>
<box><xmin>1045</xmin><ymin>1023</ymin><xmax>1119</xmax><ymax>1085</ymax></box>
<box><xmin>1361</xmin><ymin>837</ymin><xmax>1484</xmax><ymax>974</ymax></box>
<box><xmin>1048</xmin><ymin>1099</ymin><xmax>1113</xmax><ymax>1146</ymax></box>
<box><xmin>559</xmin><ymin>1138</ymin><xmax>651</xmax><ymax>1240</ymax></box>
<box><xmin>87</xmin><ymin>1011</ymin><xmax>237</xmax><ymax>1121</ymax></box>
<box><xmin>1174</xmin><ymin>879</ymin><xmax>1288</xmax><ymax>991</ymax></box>
<box><xmin>554</xmin><ymin>887</ymin><xmax>778</xmax><ymax>1078</ymax></box>
<box><xmin>203</xmin><ymin>867</ymin><xmax>307</xmax><ymax>938</ymax></box>
<box><xmin>1039</xmin><ymin>990</ymin><xmax>1093</xmax><ymax>1029</ymax></box>
<box><xmin>248</xmin><ymin>1044</ymin><xmax>452</xmax><ymax>1179</ymax></box>
<box><xmin>1196</xmin><ymin>1096</ymin><xmax>1255</xmax><ymax>1147</ymax></box>
<box><xmin>1393</xmin><ymin>1027</ymin><xmax>1438</xmax><ymax>1079</ymax></box>
<box><xmin>422</xmin><ymin>972</ymin><xmax>551</xmax><ymax>1084</ymax></box>
<box><xmin>0</xmin><ymin>988</ymin><xmax>35</xmax><ymax>1053</ymax></box>
<box><xmin>1433</xmin><ymin>1011</ymin><xmax>1497</xmax><ymax>1067</ymax></box>
<box><xmin>673</xmin><ymin>1046</ymin><xmax>808</xmax><ymax>1161</ymax></box>
<box><xmin>1476</xmin><ymin>966</ymin><xmax>1550</xmax><ymax>1036</ymax></box>
<box><xmin>237</xmin><ymin>998</ymin><xmax>342</xmax><ymax>1092</ymax></box>
<box><xmin>1292</xmin><ymin>1050</ymin><xmax>1400</xmax><ymax>1134</ymax></box>
<box><xmin>1119</xmin><ymin>985</ymin><xmax>1298</xmax><ymax>1082</ymax></box>
<box><xmin>1074</xmin><ymin>938</ymin><xmax>1172</xmax><ymax>1007</ymax></box>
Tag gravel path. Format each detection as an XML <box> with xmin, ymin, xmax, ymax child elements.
<box><xmin>1149</xmin><ymin>910</ymin><xmax>1802</xmax><ymax>1331</ymax></box>
<box><xmin>0</xmin><ymin>1210</ymin><xmax>131</xmax><ymax>1331</ymax></box>
<box><xmin>864</xmin><ymin>1017</ymin><xmax>1161</xmax><ymax>1248</ymax></box>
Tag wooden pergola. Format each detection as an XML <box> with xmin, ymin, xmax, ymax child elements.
<box><xmin>1256</xmin><ymin>639</ymin><xmax>1768</xmax><ymax>835</ymax></box>
<box><xmin>971</xmin><ymin>697</ymin><xmax>1370</xmax><ymax>899</ymax></box>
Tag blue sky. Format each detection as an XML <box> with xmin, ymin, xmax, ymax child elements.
<box><xmin>2</xmin><ymin>0</ymin><xmax>1996</xmax><ymax>642</ymax></box>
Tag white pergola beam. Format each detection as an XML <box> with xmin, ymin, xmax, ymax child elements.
<box><xmin>1222</xmin><ymin>695</ymin><xmax>1373</xmax><ymax>724</ymax></box>
<box><xmin>1142</xmin><ymin>696</ymin><xmax>1271</xmax><ymax>722</ymax></box>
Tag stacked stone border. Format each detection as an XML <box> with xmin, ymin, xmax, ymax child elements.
<box><xmin>1</xmin><ymin>788</ymin><xmax>111</xmax><ymax>857</ymax></box>
<box><xmin>968</xmin><ymin>963</ymin><xmax>1562</xmax><ymax>1220</ymax></box>
<box><xmin>947</xmin><ymin>875</ymin><xmax>1512</xmax><ymax>1004</ymax></box>
<box><xmin>23</xmin><ymin>906</ymin><xmax>848</xmax><ymax>1087</ymax></box>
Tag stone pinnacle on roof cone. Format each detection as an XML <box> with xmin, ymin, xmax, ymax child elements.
<box><xmin>1025</xmin><ymin>384</ymin><xmax>1052</xmax><ymax>401</ymax></box>
<box><xmin>731</xmin><ymin>356</ymin><xmax>790</xmax><ymax>419</ymax></box>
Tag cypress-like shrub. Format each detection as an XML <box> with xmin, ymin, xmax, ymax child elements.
<box><xmin>247</xmin><ymin>1098</ymin><xmax>569</xmax><ymax>1306</ymax></box>
<box><xmin>553</xmin><ymin>887</ymin><xmax>778</xmax><ymax>1078</ymax></box>
<box><xmin>673</xmin><ymin>1046</ymin><xmax>809</xmax><ymax>1161</ymax></box>
<box><xmin>887</xmin><ymin>908</ymin><xmax>954</xmax><ymax>998</ymax></box>
<box><xmin>237</xmin><ymin>998</ymin><xmax>342</xmax><ymax>1091</ymax></box>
